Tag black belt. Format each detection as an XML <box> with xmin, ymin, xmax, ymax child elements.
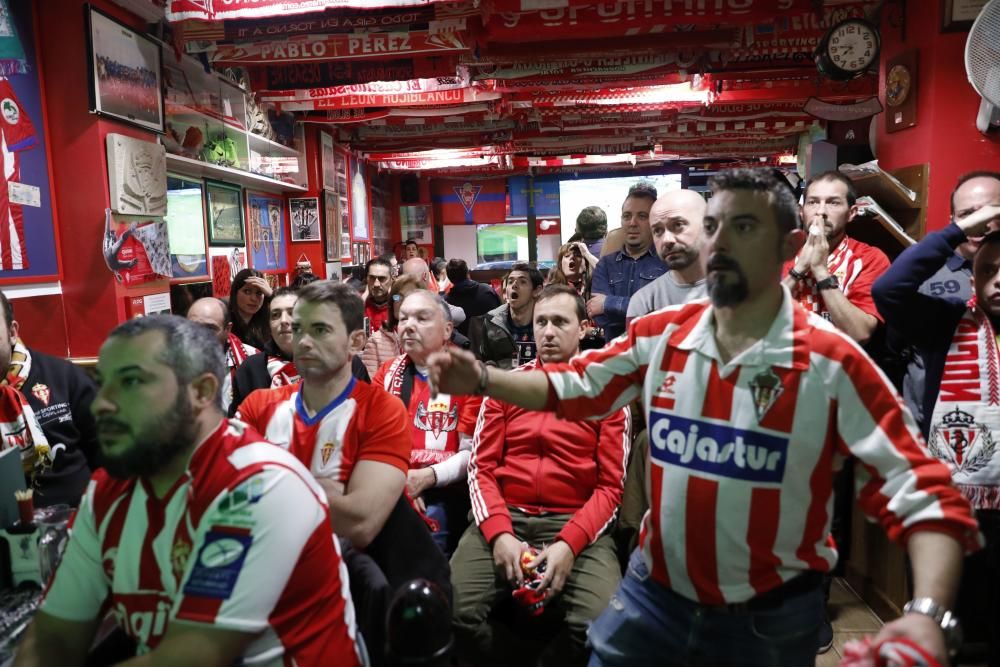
<box><xmin>720</xmin><ymin>571</ymin><xmax>823</xmax><ymax>613</ymax></box>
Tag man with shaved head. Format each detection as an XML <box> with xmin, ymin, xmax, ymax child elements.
<box><xmin>186</xmin><ymin>296</ymin><xmax>258</xmax><ymax>413</ymax></box>
<box><xmin>405</xmin><ymin>256</ymin><xmax>467</xmax><ymax>330</ymax></box>
<box><xmin>626</xmin><ymin>189</ymin><xmax>709</xmax><ymax>322</ymax></box>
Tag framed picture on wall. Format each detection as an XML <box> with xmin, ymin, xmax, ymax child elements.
<box><xmin>85</xmin><ymin>5</ymin><xmax>164</xmax><ymax>133</ymax></box>
<box><xmin>350</xmin><ymin>157</ymin><xmax>369</xmax><ymax>241</ymax></box>
<box><xmin>339</xmin><ymin>195</ymin><xmax>351</xmax><ymax>260</ymax></box>
<box><xmin>289</xmin><ymin>197</ymin><xmax>321</xmax><ymax>242</ymax></box>
<box><xmin>245</xmin><ymin>191</ymin><xmax>287</xmax><ymax>272</ymax></box>
<box><xmin>940</xmin><ymin>0</ymin><xmax>989</xmax><ymax>31</ymax></box>
<box><xmin>324</xmin><ymin>192</ymin><xmax>339</xmax><ymax>263</ymax></box>
<box><xmin>334</xmin><ymin>150</ymin><xmax>348</xmax><ymax>197</ymax></box>
<box><xmin>320</xmin><ymin>132</ymin><xmax>336</xmax><ymax>192</ymax></box>
<box><xmin>165</xmin><ymin>174</ymin><xmax>208</xmax><ymax>279</ymax></box>
<box><xmin>205</xmin><ymin>181</ymin><xmax>244</xmax><ymax>246</ymax></box>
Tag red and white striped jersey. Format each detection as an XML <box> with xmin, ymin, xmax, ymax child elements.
<box><xmin>0</xmin><ymin>78</ymin><xmax>36</xmax><ymax>271</ymax></box>
<box><xmin>784</xmin><ymin>236</ymin><xmax>889</xmax><ymax>323</ymax></box>
<box><xmin>236</xmin><ymin>377</ymin><xmax>411</xmax><ymax>482</ymax></box>
<box><xmin>542</xmin><ymin>290</ymin><xmax>980</xmax><ymax>605</ymax></box>
<box><xmin>42</xmin><ymin>419</ymin><xmax>362</xmax><ymax>666</ymax></box>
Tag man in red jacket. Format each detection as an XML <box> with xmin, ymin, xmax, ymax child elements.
<box><xmin>451</xmin><ymin>284</ymin><xmax>630</xmax><ymax>667</ymax></box>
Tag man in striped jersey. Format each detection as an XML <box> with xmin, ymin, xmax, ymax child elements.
<box><xmin>428</xmin><ymin>168</ymin><xmax>980</xmax><ymax>666</ymax></box>
<box><xmin>452</xmin><ymin>284</ymin><xmax>629</xmax><ymax>667</ymax></box>
<box><xmin>14</xmin><ymin>315</ymin><xmax>361</xmax><ymax>667</ymax></box>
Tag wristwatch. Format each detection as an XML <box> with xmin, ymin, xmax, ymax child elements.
<box><xmin>815</xmin><ymin>275</ymin><xmax>840</xmax><ymax>291</ymax></box>
<box><xmin>788</xmin><ymin>268</ymin><xmax>807</xmax><ymax>282</ymax></box>
<box><xmin>903</xmin><ymin>597</ymin><xmax>962</xmax><ymax>656</ymax></box>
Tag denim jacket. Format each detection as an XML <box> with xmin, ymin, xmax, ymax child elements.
<box><xmin>591</xmin><ymin>247</ymin><xmax>666</xmax><ymax>340</ymax></box>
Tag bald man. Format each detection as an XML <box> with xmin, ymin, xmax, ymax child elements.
<box><xmin>404</xmin><ymin>257</ymin><xmax>467</xmax><ymax>328</ymax></box>
<box><xmin>186</xmin><ymin>296</ymin><xmax>259</xmax><ymax>413</ymax></box>
<box><xmin>626</xmin><ymin>189</ymin><xmax>708</xmax><ymax>322</ymax></box>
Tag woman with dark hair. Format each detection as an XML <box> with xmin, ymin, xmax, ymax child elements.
<box><xmin>547</xmin><ymin>240</ymin><xmax>598</xmax><ymax>300</ymax></box>
<box><xmin>361</xmin><ymin>274</ymin><xmax>426</xmax><ymax>378</ymax></box>
<box><xmin>228</xmin><ymin>268</ymin><xmax>272</xmax><ymax>349</ymax></box>
<box><xmin>431</xmin><ymin>257</ymin><xmax>451</xmax><ymax>295</ymax></box>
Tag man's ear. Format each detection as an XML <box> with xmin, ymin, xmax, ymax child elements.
<box><xmin>189</xmin><ymin>372</ymin><xmax>220</xmax><ymax>410</ymax></box>
<box><xmin>848</xmin><ymin>202</ymin><xmax>860</xmax><ymax>223</ymax></box>
<box><xmin>443</xmin><ymin>320</ymin><xmax>454</xmax><ymax>343</ymax></box>
<box><xmin>9</xmin><ymin>319</ymin><xmax>19</xmax><ymax>342</ymax></box>
<box><xmin>782</xmin><ymin>228</ymin><xmax>806</xmax><ymax>262</ymax></box>
<box><xmin>349</xmin><ymin>329</ymin><xmax>366</xmax><ymax>355</ymax></box>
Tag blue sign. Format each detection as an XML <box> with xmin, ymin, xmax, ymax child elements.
<box><xmin>509</xmin><ymin>176</ymin><xmax>560</xmax><ymax>218</ymax></box>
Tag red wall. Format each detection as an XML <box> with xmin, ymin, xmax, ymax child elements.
<box><xmin>284</xmin><ymin>124</ymin><xmax>327</xmax><ymax>279</ymax></box>
<box><xmin>876</xmin><ymin>2</ymin><xmax>1000</xmax><ymax>231</ymax></box>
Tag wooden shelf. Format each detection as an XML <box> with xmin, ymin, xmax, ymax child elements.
<box><xmin>247</xmin><ymin>132</ymin><xmax>299</xmax><ymax>158</ymax></box>
<box><xmin>165</xmin><ymin>154</ymin><xmax>307</xmax><ymax>194</ymax></box>
<box><xmin>844</xmin><ymin>163</ymin><xmax>929</xmax><ymax>256</ymax></box>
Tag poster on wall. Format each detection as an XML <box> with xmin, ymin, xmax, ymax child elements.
<box><xmin>349</xmin><ymin>157</ymin><xmax>369</xmax><ymax>241</ymax></box>
<box><xmin>206</xmin><ymin>181</ymin><xmax>244</xmax><ymax>246</ymax></box>
<box><xmin>245</xmin><ymin>192</ymin><xmax>287</xmax><ymax>271</ymax></box>
<box><xmin>289</xmin><ymin>197</ymin><xmax>320</xmax><ymax>242</ymax></box>
<box><xmin>324</xmin><ymin>191</ymin><xmax>339</xmax><ymax>263</ymax></box>
<box><xmin>102</xmin><ymin>210</ymin><xmax>171</xmax><ymax>286</ymax></box>
<box><xmin>86</xmin><ymin>6</ymin><xmax>164</xmax><ymax>133</ymax></box>
<box><xmin>106</xmin><ymin>133</ymin><xmax>167</xmax><ymax>216</ymax></box>
<box><xmin>320</xmin><ymin>132</ymin><xmax>336</xmax><ymax>192</ymax></box>
<box><xmin>165</xmin><ymin>174</ymin><xmax>208</xmax><ymax>279</ymax></box>
<box><xmin>334</xmin><ymin>149</ymin><xmax>348</xmax><ymax>195</ymax></box>
<box><xmin>339</xmin><ymin>194</ymin><xmax>351</xmax><ymax>260</ymax></box>
<box><xmin>0</xmin><ymin>0</ymin><xmax>59</xmax><ymax>284</ymax></box>
<box><xmin>400</xmin><ymin>205</ymin><xmax>432</xmax><ymax>245</ymax></box>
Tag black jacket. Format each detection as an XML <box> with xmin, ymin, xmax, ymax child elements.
<box><xmin>446</xmin><ymin>279</ymin><xmax>501</xmax><ymax>337</ymax></box>
<box><xmin>23</xmin><ymin>349</ymin><xmax>98</xmax><ymax>507</ymax></box>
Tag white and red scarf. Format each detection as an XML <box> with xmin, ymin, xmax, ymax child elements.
<box><xmin>223</xmin><ymin>334</ymin><xmax>258</xmax><ymax>411</ymax></box>
<box><xmin>928</xmin><ymin>301</ymin><xmax>1000</xmax><ymax>509</ymax></box>
<box><xmin>266</xmin><ymin>355</ymin><xmax>298</xmax><ymax>388</ymax></box>
<box><xmin>2</xmin><ymin>338</ymin><xmax>30</xmax><ymax>391</ymax></box>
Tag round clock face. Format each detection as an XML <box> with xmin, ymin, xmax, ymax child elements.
<box><xmin>827</xmin><ymin>20</ymin><xmax>879</xmax><ymax>73</ymax></box>
<box><xmin>886</xmin><ymin>64</ymin><xmax>912</xmax><ymax>107</ymax></box>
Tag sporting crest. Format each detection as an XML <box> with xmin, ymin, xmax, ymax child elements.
<box><xmin>929</xmin><ymin>408</ymin><xmax>997</xmax><ymax>474</ymax></box>
<box><xmin>748</xmin><ymin>367</ymin><xmax>783</xmax><ymax>422</ymax></box>
<box><xmin>171</xmin><ymin>539</ymin><xmax>192</xmax><ymax>583</ymax></box>
<box><xmin>454</xmin><ymin>182</ymin><xmax>481</xmax><ymax>214</ymax></box>
<box><xmin>321</xmin><ymin>441</ymin><xmax>337</xmax><ymax>466</ymax></box>
<box><xmin>31</xmin><ymin>383</ymin><xmax>50</xmax><ymax>406</ymax></box>
<box><xmin>415</xmin><ymin>399</ymin><xmax>458</xmax><ymax>439</ymax></box>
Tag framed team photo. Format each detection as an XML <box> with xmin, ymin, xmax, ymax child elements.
<box><xmin>205</xmin><ymin>181</ymin><xmax>244</xmax><ymax>246</ymax></box>
<box><xmin>85</xmin><ymin>5</ymin><xmax>164</xmax><ymax>133</ymax></box>
<box><xmin>324</xmin><ymin>192</ymin><xmax>339</xmax><ymax>263</ymax></box>
<box><xmin>289</xmin><ymin>197</ymin><xmax>321</xmax><ymax>242</ymax></box>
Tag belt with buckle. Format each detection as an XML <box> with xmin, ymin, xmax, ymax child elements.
<box><xmin>720</xmin><ymin>571</ymin><xmax>823</xmax><ymax>614</ymax></box>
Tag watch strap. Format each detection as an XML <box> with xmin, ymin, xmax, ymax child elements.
<box><xmin>816</xmin><ymin>276</ymin><xmax>840</xmax><ymax>291</ymax></box>
<box><xmin>788</xmin><ymin>268</ymin><xmax>807</xmax><ymax>282</ymax></box>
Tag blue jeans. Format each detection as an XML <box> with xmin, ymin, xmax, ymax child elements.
<box><xmin>588</xmin><ymin>550</ymin><xmax>823</xmax><ymax>667</ymax></box>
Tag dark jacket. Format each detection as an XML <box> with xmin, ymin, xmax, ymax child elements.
<box><xmin>24</xmin><ymin>349</ymin><xmax>98</xmax><ymax>507</ymax></box>
<box><xmin>467</xmin><ymin>304</ymin><xmax>518</xmax><ymax>369</ymax></box>
<box><xmin>229</xmin><ymin>342</ymin><xmax>371</xmax><ymax>416</ymax></box>
<box><xmin>446</xmin><ymin>279</ymin><xmax>501</xmax><ymax>337</ymax></box>
<box><xmin>871</xmin><ymin>223</ymin><xmax>969</xmax><ymax>437</ymax></box>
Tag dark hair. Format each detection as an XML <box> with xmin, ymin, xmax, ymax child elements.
<box><xmin>507</xmin><ymin>262</ymin><xmax>544</xmax><ymax>290</ymax></box>
<box><xmin>575</xmin><ymin>206</ymin><xmax>608</xmax><ymax>240</ymax></box>
<box><xmin>228</xmin><ymin>269</ymin><xmax>271</xmax><ymax>348</ymax></box>
<box><xmin>297</xmin><ymin>280</ymin><xmax>365</xmax><ymax>334</ymax></box>
<box><xmin>976</xmin><ymin>230</ymin><xmax>1000</xmax><ymax>259</ymax></box>
<box><xmin>446</xmin><ymin>258</ymin><xmax>469</xmax><ymax>283</ymax></box>
<box><xmin>386</xmin><ymin>274</ymin><xmax>426</xmax><ymax>331</ymax></box>
<box><xmin>271</xmin><ymin>286</ymin><xmax>299</xmax><ymax>302</ymax></box>
<box><xmin>430</xmin><ymin>257</ymin><xmax>447</xmax><ymax>279</ymax></box>
<box><xmin>405</xmin><ymin>239</ymin><xmax>419</xmax><ymax>248</ymax></box>
<box><xmin>805</xmin><ymin>170</ymin><xmax>857</xmax><ymax>207</ymax></box>
<box><xmin>108</xmin><ymin>315</ymin><xmax>225</xmax><ymax>405</ymax></box>
<box><xmin>626</xmin><ymin>181</ymin><xmax>658</xmax><ymax>203</ymax></box>
<box><xmin>708</xmin><ymin>168</ymin><xmax>801</xmax><ymax>236</ymax></box>
<box><xmin>535</xmin><ymin>284</ymin><xmax>587</xmax><ymax>323</ymax></box>
<box><xmin>366</xmin><ymin>257</ymin><xmax>392</xmax><ymax>277</ymax></box>
<box><xmin>548</xmin><ymin>243</ymin><xmax>593</xmax><ymax>301</ymax></box>
<box><xmin>290</xmin><ymin>272</ymin><xmax>319</xmax><ymax>289</ymax></box>
<box><xmin>952</xmin><ymin>171</ymin><xmax>1000</xmax><ymax>216</ymax></box>
<box><xmin>0</xmin><ymin>290</ymin><xmax>13</xmax><ymax>331</ymax></box>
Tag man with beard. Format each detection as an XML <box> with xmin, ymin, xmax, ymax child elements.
<box><xmin>589</xmin><ymin>182</ymin><xmax>666</xmax><ymax>341</ymax></box>
<box><xmin>426</xmin><ymin>168</ymin><xmax>979</xmax><ymax>667</ymax></box>
<box><xmin>468</xmin><ymin>263</ymin><xmax>544</xmax><ymax>369</ymax></box>
<box><xmin>372</xmin><ymin>290</ymin><xmax>481</xmax><ymax>555</ymax></box>
<box><xmin>186</xmin><ymin>296</ymin><xmax>258</xmax><ymax>415</ymax></box>
<box><xmin>0</xmin><ymin>291</ymin><xmax>97</xmax><ymax>507</ymax></box>
<box><xmin>782</xmin><ymin>170</ymin><xmax>889</xmax><ymax>345</ymax></box>
<box><xmin>15</xmin><ymin>316</ymin><xmax>362</xmax><ymax>666</ymax></box>
<box><xmin>229</xmin><ymin>286</ymin><xmax>368</xmax><ymax>415</ymax></box>
<box><xmin>365</xmin><ymin>257</ymin><xmax>394</xmax><ymax>335</ymax></box>
<box><xmin>452</xmin><ymin>285</ymin><xmax>629</xmax><ymax>667</ymax></box>
<box><xmin>236</xmin><ymin>282</ymin><xmax>450</xmax><ymax>667</ymax></box>
<box><xmin>626</xmin><ymin>189</ymin><xmax>708</xmax><ymax>322</ymax></box>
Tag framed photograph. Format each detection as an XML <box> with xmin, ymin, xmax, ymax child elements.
<box><xmin>339</xmin><ymin>195</ymin><xmax>351</xmax><ymax>260</ymax></box>
<box><xmin>85</xmin><ymin>5</ymin><xmax>164</xmax><ymax>133</ymax></box>
<box><xmin>349</xmin><ymin>157</ymin><xmax>370</xmax><ymax>241</ymax></box>
<box><xmin>941</xmin><ymin>0</ymin><xmax>989</xmax><ymax>31</ymax></box>
<box><xmin>245</xmin><ymin>192</ymin><xmax>287</xmax><ymax>272</ymax></box>
<box><xmin>324</xmin><ymin>192</ymin><xmax>339</xmax><ymax>262</ymax></box>
<box><xmin>321</xmin><ymin>132</ymin><xmax>336</xmax><ymax>192</ymax></box>
<box><xmin>165</xmin><ymin>174</ymin><xmax>208</xmax><ymax>279</ymax></box>
<box><xmin>334</xmin><ymin>149</ymin><xmax>348</xmax><ymax>197</ymax></box>
<box><xmin>205</xmin><ymin>181</ymin><xmax>245</xmax><ymax>246</ymax></box>
<box><xmin>400</xmin><ymin>204</ymin><xmax>433</xmax><ymax>245</ymax></box>
<box><xmin>289</xmin><ymin>197</ymin><xmax>321</xmax><ymax>242</ymax></box>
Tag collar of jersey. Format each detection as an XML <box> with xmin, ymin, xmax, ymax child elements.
<box><xmin>295</xmin><ymin>377</ymin><xmax>356</xmax><ymax>425</ymax></box>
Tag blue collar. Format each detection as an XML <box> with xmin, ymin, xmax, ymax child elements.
<box><xmin>615</xmin><ymin>247</ymin><xmax>655</xmax><ymax>262</ymax></box>
<box><xmin>946</xmin><ymin>252</ymin><xmax>972</xmax><ymax>273</ymax></box>
<box><xmin>295</xmin><ymin>377</ymin><xmax>356</xmax><ymax>426</ymax></box>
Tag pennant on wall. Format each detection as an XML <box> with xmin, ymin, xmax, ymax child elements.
<box><xmin>432</xmin><ymin>178</ymin><xmax>506</xmax><ymax>224</ymax></box>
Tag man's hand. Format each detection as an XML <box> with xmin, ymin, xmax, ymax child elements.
<box><xmin>804</xmin><ymin>220</ymin><xmax>831</xmax><ymax>279</ymax></box>
<box><xmin>406</xmin><ymin>467</ymin><xmax>436</xmax><ymax>498</ymax></box>
<box><xmin>315</xmin><ymin>476</ymin><xmax>345</xmax><ymax>498</ymax></box>
<box><xmin>873</xmin><ymin>613</ymin><xmax>949</xmax><ymax>666</ymax></box>
<box><xmin>586</xmin><ymin>294</ymin><xmax>607</xmax><ymax>318</ymax></box>
<box><xmin>243</xmin><ymin>276</ymin><xmax>273</xmax><ymax>297</ymax></box>
<box><xmin>528</xmin><ymin>540</ymin><xmax>575</xmax><ymax>597</ymax></box>
<box><xmin>492</xmin><ymin>533</ymin><xmax>528</xmax><ymax>586</ymax></box>
<box><xmin>957</xmin><ymin>203</ymin><xmax>1000</xmax><ymax>238</ymax></box>
<box><xmin>426</xmin><ymin>348</ymin><xmax>482</xmax><ymax>396</ymax></box>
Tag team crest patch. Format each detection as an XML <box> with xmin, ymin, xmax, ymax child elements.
<box><xmin>748</xmin><ymin>367</ymin><xmax>783</xmax><ymax>422</ymax></box>
<box><xmin>415</xmin><ymin>399</ymin><xmax>458</xmax><ymax>439</ymax></box>
<box><xmin>31</xmin><ymin>383</ymin><xmax>50</xmax><ymax>406</ymax></box>
<box><xmin>1</xmin><ymin>98</ymin><xmax>18</xmax><ymax>124</ymax></box>
<box><xmin>171</xmin><ymin>539</ymin><xmax>192</xmax><ymax>582</ymax></box>
<box><xmin>929</xmin><ymin>408</ymin><xmax>997</xmax><ymax>474</ymax></box>
<box><xmin>454</xmin><ymin>182</ymin><xmax>481</xmax><ymax>214</ymax></box>
<box><xmin>658</xmin><ymin>373</ymin><xmax>678</xmax><ymax>396</ymax></box>
<box><xmin>321</xmin><ymin>442</ymin><xmax>336</xmax><ymax>466</ymax></box>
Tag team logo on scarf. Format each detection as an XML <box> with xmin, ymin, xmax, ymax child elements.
<box><xmin>454</xmin><ymin>182</ymin><xmax>481</xmax><ymax>214</ymax></box>
<box><xmin>30</xmin><ymin>383</ymin><xmax>49</xmax><ymax>406</ymax></box>
<box><xmin>929</xmin><ymin>407</ymin><xmax>997</xmax><ymax>474</ymax></box>
<box><xmin>748</xmin><ymin>367</ymin><xmax>783</xmax><ymax>422</ymax></box>
<box><xmin>415</xmin><ymin>399</ymin><xmax>458</xmax><ymax>439</ymax></box>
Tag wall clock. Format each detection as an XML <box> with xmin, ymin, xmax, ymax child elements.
<box><xmin>815</xmin><ymin>18</ymin><xmax>881</xmax><ymax>81</ymax></box>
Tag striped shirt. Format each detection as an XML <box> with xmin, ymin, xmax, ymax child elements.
<box><xmin>542</xmin><ymin>288</ymin><xmax>980</xmax><ymax>605</ymax></box>
<box><xmin>42</xmin><ymin>419</ymin><xmax>361</xmax><ymax>665</ymax></box>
